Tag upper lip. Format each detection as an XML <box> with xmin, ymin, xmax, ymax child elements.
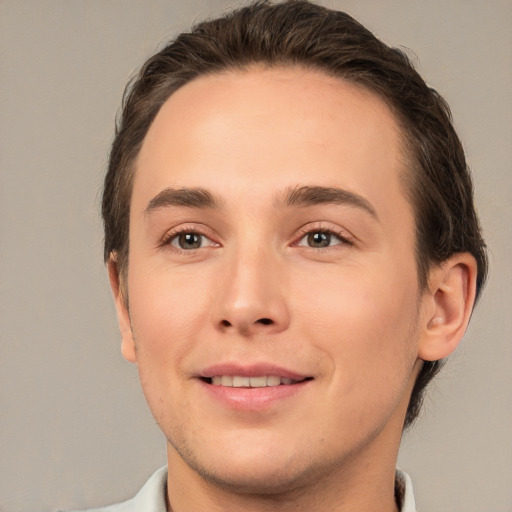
<box><xmin>199</xmin><ymin>363</ymin><xmax>310</xmax><ymax>381</ymax></box>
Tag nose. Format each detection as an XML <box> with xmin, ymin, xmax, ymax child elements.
<box><xmin>213</xmin><ymin>247</ymin><xmax>290</xmax><ymax>336</ymax></box>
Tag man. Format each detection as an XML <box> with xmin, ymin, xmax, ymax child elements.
<box><xmin>88</xmin><ymin>1</ymin><xmax>487</xmax><ymax>510</ymax></box>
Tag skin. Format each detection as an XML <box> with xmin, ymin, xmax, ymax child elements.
<box><xmin>109</xmin><ymin>67</ymin><xmax>477</xmax><ymax>512</ymax></box>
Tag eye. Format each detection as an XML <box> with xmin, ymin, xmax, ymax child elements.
<box><xmin>296</xmin><ymin>230</ymin><xmax>346</xmax><ymax>248</ymax></box>
<box><xmin>167</xmin><ymin>231</ymin><xmax>215</xmax><ymax>250</ymax></box>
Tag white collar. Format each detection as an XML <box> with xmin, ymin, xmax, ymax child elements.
<box><xmin>395</xmin><ymin>468</ymin><xmax>418</xmax><ymax>512</ymax></box>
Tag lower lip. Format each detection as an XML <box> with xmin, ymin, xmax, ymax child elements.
<box><xmin>199</xmin><ymin>379</ymin><xmax>311</xmax><ymax>411</ymax></box>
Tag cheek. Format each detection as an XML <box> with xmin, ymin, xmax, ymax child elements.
<box><xmin>127</xmin><ymin>277</ymin><xmax>208</xmax><ymax>429</ymax></box>
<box><xmin>129</xmin><ymin>263</ymin><xmax>210</xmax><ymax>340</ymax></box>
<box><xmin>126</xmin><ymin>266</ymin><xmax>213</xmax><ymax>402</ymax></box>
<box><xmin>299</xmin><ymin>273</ymin><xmax>420</xmax><ymax>442</ymax></box>
<box><xmin>294</xmin><ymin>263</ymin><xmax>420</xmax><ymax>392</ymax></box>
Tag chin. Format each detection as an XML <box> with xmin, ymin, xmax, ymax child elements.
<box><xmin>167</xmin><ymin>429</ymin><xmax>341</xmax><ymax>496</ymax></box>
<box><xmin>200</xmin><ymin>466</ymin><xmax>302</xmax><ymax>495</ymax></box>
<box><xmin>187</xmin><ymin>454</ymin><xmax>325</xmax><ymax>495</ymax></box>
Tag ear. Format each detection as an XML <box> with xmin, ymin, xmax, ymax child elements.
<box><xmin>107</xmin><ymin>255</ymin><xmax>137</xmax><ymax>364</ymax></box>
<box><xmin>418</xmin><ymin>253</ymin><xmax>478</xmax><ymax>362</ymax></box>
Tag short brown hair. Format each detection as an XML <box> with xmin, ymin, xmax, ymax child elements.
<box><xmin>102</xmin><ymin>0</ymin><xmax>487</xmax><ymax>428</ymax></box>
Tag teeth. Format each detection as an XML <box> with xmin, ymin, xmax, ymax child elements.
<box><xmin>249</xmin><ymin>376</ymin><xmax>267</xmax><ymax>387</ymax></box>
<box><xmin>210</xmin><ymin>376</ymin><xmax>299</xmax><ymax>387</ymax></box>
<box><xmin>221</xmin><ymin>375</ymin><xmax>233</xmax><ymax>386</ymax></box>
<box><xmin>266</xmin><ymin>375</ymin><xmax>281</xmax><ymax>387</ymax></box>
<box><xmin>233</xmin><ymin>376</ymin><xmax>250</xmax><ymax>387</ymax></box>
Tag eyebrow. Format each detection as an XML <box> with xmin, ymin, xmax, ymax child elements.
<box><xmin>145</xmin><ymin>187</ymin><xmax>220</xmax><ymax>215</ymax></box>
<box><xmin>144</xmin><ymin>185</ymin><xmax>377</xmax><ymax>219</ymax></box>
<box><xmin>283</xmin><ymin>185</ymin><xmax>378</xmax><ymax>219</ymax></box>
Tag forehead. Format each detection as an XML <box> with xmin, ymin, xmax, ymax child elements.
<box><xmin>133</xmin><ymin>66</ymin><xmax>410</xmax><ymax>225</ymax></box>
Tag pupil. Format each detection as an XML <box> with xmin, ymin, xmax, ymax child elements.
<box><xmin>179</xmin><ymin>233</ymin><xmax>201</xmax><ymax>249</ymax></box>
<box><xmin>308</xmin><ymin>232</ymin><xmax>330</xmax><ymax>248</ymax></box>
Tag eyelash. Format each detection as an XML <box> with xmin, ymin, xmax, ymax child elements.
<box><xmin>161</xmin><ymin>224</ymin><xmax>354</xmax><ymax>254</ymax></box>
<box><xmin>293</xmin><ymin>225</ymin><xmax>354</xmax><ymax>249</ymax></box>
<box><xmin>161</xmin><ymin>225</ymin><xmax>218</xmax><ymax>253</ymax></box>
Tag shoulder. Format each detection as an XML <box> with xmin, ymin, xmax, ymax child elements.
<box><xmin>66</xmin><ymin>466</ymin><xmax>168</xmax><ymax>512</ymax></box>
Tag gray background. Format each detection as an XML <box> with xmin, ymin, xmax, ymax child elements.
<box><xmin>1</xmin><ymin>1</ymin><xmax>510</xmax><ymax>511</ymax></box>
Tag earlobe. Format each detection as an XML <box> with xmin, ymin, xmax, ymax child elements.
<box><xmin>107</xmin><ymin>255</ymin><xmax>137</xmax><ymax>364</ymax></box>
<box><xmin>418</xmin><ymin>253</ymin><xmax>478</xmax><ymax>362</ymax></box>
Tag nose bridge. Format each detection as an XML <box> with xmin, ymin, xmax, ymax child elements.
<box><xmin>214</xmin><ymin>237</ymin><xmax>289</xmax><ymax>335</ymax></box>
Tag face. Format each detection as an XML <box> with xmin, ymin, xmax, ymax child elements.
<box><xmin>115</xmin><ymin>67</ymin><xmax>429</xmax><ymax>493</ymax></box>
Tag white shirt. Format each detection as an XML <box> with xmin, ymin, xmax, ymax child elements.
<box><xmin>73</xmin><ymin>466</ymin><xmax>417</xmax><ymax>512</ymax></box>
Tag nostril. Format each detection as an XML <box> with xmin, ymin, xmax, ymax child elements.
<box><xmin>218</xmin><ymin>317</ymin><xmax>275</xmax><ymax>330</ymax></box>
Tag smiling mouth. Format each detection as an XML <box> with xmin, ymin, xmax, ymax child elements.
<box><xmin>202</xmin><ymin>376</ymin><xmax>313</xmax><ymax>388</ymax></box>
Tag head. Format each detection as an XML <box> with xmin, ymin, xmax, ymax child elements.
<box><xmin>103</xmin><ymin>0</ymin><xmax>486</xmax><ymax>433</ymax></box>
